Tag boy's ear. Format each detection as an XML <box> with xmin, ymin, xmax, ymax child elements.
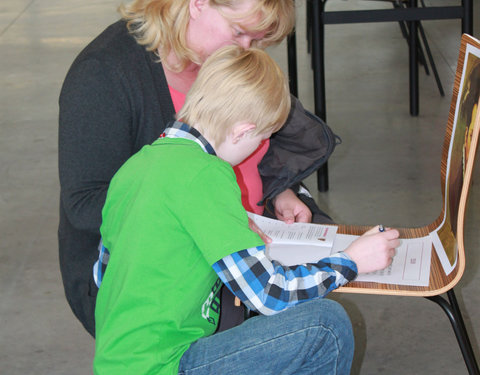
<box><xmin>231</xmin><ymin>123</ymin><xmax>257</xmax><ymax>144</ymax></box>
<box><xmin>189</xmin><ymin>0</ymin><xmax>209</xmax><ymax>19</ymax></box>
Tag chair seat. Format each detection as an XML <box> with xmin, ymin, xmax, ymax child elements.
<box><xmin>335</xmin><ymin>224</ymin><xmax>461</xmax><ymax>296</ymax></box>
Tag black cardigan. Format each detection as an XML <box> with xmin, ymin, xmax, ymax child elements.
<box><xmin>58</xmin><ymin>20</ymin><xmax>337</xmax><ymax>336</ymax></box>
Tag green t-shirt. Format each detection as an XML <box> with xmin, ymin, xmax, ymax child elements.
<box><xmin>94</xmin><ymin>138</ymin><xmax>263</xmax><ymax>375</ymax></box>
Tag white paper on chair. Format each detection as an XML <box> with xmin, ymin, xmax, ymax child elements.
<box><xmin>333</xmin><ymin>234</ymin><xmax>432</xmax><ymax>286</ymax></box>
<box><xmin>248</xmin><ymin>213</ymin><xmax>432</xmax><ymax>287</ymax></box>
<box><xmin>430</xmin><ymin>230</ymin><xmax>457</xmax><ymax>276</ymax></box>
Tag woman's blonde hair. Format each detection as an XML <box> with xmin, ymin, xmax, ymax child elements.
<box><xmin>177</xmin><ymin>45</ymin><xmax>291</xmax><ymax>146</ymax></box>
<box><xmin>119</xmin><ymin>0</ymin><xmax>295</xmax><ymax>71</ymax></box>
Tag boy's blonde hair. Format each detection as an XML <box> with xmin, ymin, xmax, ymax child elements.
<box><xmin>177</xmin><ymin>45</ymin><xmax>291</xmax><ymax>146</ymax></box>
<box><xmin>119</xmin><ymin>0</ymin><xmax>295</xmax><ymax>71</ymax></box>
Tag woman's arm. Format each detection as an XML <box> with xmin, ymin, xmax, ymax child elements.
<box><xmin>59</xmin><ymin>57</ymin><xmax>135</xmax><ymax>233</ymax></box>
<box><xmin>259</xmin><ymin>96</ymin><xmax>339</xmax><ymax>203</ymax></box>
<box><xmin>271</xmin><ymin>188</ymin><xmax>312</xmax><ymax>223</ymax></box>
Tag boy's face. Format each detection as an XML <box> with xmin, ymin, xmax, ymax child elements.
<box><xmin>215</xmin><ymin>125</ymin><xmax>271</xmax><ymax>166</ymax></box>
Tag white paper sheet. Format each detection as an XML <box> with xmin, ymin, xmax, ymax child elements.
<box><xmin>332</xmin><ymin>234</ymin><xmax>432</xmax><ymax>286</ymax></box>
<box><xmin>249</xmin><ymin>213</ymin><xmax>432</xmax><ymax>287</ymax></box>
<box><xmin>430</xmin><ymin>230</ymin><xmax>457</xmax><ymax>275</ymax></box>
<box><xmin>247</xmin><ymin>212</ymin><xmax>337</xmax><ymax>247</ymax></box>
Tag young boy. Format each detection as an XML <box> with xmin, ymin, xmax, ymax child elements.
<box><xmin>94</xmin><ymin>45</ymin><xmax>399</xmax><ymax>375</ymax></box>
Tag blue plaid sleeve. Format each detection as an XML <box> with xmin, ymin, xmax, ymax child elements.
<box><xmin>212</xmin><ymin>245</ymin><xmax>358</xmax><ymax>315</ymax></box>
<box><xmin>93</xmin><ymin>239</ymin><xmax>109</xmax><ymax>288</ymax></box>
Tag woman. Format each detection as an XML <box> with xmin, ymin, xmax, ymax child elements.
<box><xmin>58</xmin><ymin>0</ymin><xmax>336</xmax><ymax>338</ymax></box>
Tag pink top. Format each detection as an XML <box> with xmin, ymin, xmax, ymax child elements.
<box><xmin>169</xmin><ymin>85</ymin><xmax>266</xmax><ymax>214</ymax></box>
<box><xmin>232</xmin><ymin>139</ymin><xmax>268</xmax><ymax>214</ymax></box>
<box><xmin>170</xmin><ymin>85</ymin><xmax>186</xmax><ymax>113</ymax></box>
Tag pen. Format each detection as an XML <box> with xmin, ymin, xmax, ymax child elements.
<box><xmin>379</xmin><ymin>224</ymin><xmax>385</xmax><ymax>232</ymax></box>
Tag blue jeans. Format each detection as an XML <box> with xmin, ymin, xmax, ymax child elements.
<box><xmin>178</xmin><ymin>298</ymin><xmax>354</xmax><ymax>375</ymax></box>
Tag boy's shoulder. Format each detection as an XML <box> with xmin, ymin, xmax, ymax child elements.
<box><xmin>122</xmin><ymin>137</ymin><xmax>230</xmax><ymax>180</ymax></box>
<box><xmin>149</xmin><ymin>137</ymin><xmax>216</xmax><ymax>162</ymax></box>
<box><xmin>107</xmin><ymin>137</ymin><xmax>238</xmax><ymax>214</ymax></box>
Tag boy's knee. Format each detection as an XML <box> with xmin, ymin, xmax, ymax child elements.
<box><xmin>319</xmin><ymin>298</ymin><xmax>352</xmax><ymax>333</ymax></box>
<box><xmin>308</xmin><ymin>299</ymin><xmax>354</xmax><ymax>373</ymax></box>
<box><xmin>297</xmin><ymin>299</ymin><xmax>354</xmax><ymax>353</ymax></box>
<box><xmin>278</xmin><ymin>299</ymin><xmax>354</xmax><ymax>374</ymax></box>
<box><xmin>300</xmin><ymin>298</ymin><xmax>351</xmax><ymax>325</ymax></box>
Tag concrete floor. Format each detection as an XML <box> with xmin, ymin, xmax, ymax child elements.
<box><xmin>1</xmin><ymin>0</ymin><xmax>479</xmax><ymax>374</ymax></box>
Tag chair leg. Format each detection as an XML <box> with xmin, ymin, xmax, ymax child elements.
<box><xmin>400</xmin><ymin>18</ymin><xmax>445</xmax><ymax>94</ymax></box>
<box><xmin>287</xmin><ymin>31</ymin><xmax>298</xmax><ymax>97</ymax></box>
<box><xmin>417</xmin><ymin>22</ymin><xmax>445</xmax><ymax>96</ymax></box>
<box><xmin>426</xmin><ymin>290</ymin><xmax>480</xmax><ymax>375</ymax></box>
<box><xmin>317</xmin><ymin>163</ymin><xmax>329</xmax><ymax>192</ymax></box>
<box><xmin>400</xmin><ymin>0</ymin><xmax>445</xmax><ymax>97</ymax></box>
<box><xmin>290</xmin><ymin>0</ymin><xmax>329</xmax><ymax>192</ymax></box>
<box><xmin>311</xmin><ymin>0</ymin><xmax>329</xmax><ymax>192</ymax></box>
<box><xmin>395</xmin><ymin>1</ymin><xmax>430</xmax><ymax>75</ymax></box>
<box><xmin>407</xmin><ymin>0</ymin><xmax>419</xmax><ymax>116</ymax></box>
<box><xmin>307</xmin><ymin>0</ymin><xmax>313</xmax><ymax>55</ymax></box>
<box><xmin>461</xmin><ymin>0</ymin><xmax>473</xmax><ymax>35</ymax></box>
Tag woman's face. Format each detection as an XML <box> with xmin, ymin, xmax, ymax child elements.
<box><xmin>187</xmin><ymin>0</ymin><xmax>267</xmax><ymax>63</ymax></box>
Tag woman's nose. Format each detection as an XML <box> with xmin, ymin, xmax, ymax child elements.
<box><xmin>238</xmin><ymin>36</ymin><xmax>253</xmax><ymax>49</ymax></box>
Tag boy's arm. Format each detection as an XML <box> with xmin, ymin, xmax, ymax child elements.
<box><xmin>212</xmin><ymin>246</ymin><xmax>357</xmax><ymax>316</ymax></box>
<box><xmin>212</xmin><ymin>227</ymin><xmax>399</xmax><ymax>315</ymax></box>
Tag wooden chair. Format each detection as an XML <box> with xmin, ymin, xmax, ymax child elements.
<box><xmin>334</xmin><ymin>33</ymin><xmax>480</xmax><ymax>374</ymax></box>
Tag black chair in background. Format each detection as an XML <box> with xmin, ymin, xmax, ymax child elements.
<box><xmin>287</xmin><ymin>0</ymin><xmax>474</xmax><ymax>191</ymax></box>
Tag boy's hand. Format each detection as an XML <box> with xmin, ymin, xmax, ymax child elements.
<box><xmin>248</xmin><ymin>217</ymin><xmax>272</xmax><ymax>244</ymax></box>
<box><xmin>273</xmin><ymin>188</ymin><xmax>312</xmax><ymax>224</ymax></box>
<box><xmin>344</xmin><ymin>226</ymin><xmax>400</xmax><ymax>274</ymax></box>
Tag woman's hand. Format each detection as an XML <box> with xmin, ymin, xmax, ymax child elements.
<box><xmin>344</xmin><ymin>226</ymin><xmax>400</xmax><ymax>274</ymax></box>
<box><xmin>273</xmin><ymin>189</ymin><xmax>312</xmax><ymax>224</ymax></box>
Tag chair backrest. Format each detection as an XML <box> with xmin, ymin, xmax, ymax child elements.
<box><xmin>431</xmin><ymin>34</ymin><xmax>480</xmax><ymax>282</ymax></box>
